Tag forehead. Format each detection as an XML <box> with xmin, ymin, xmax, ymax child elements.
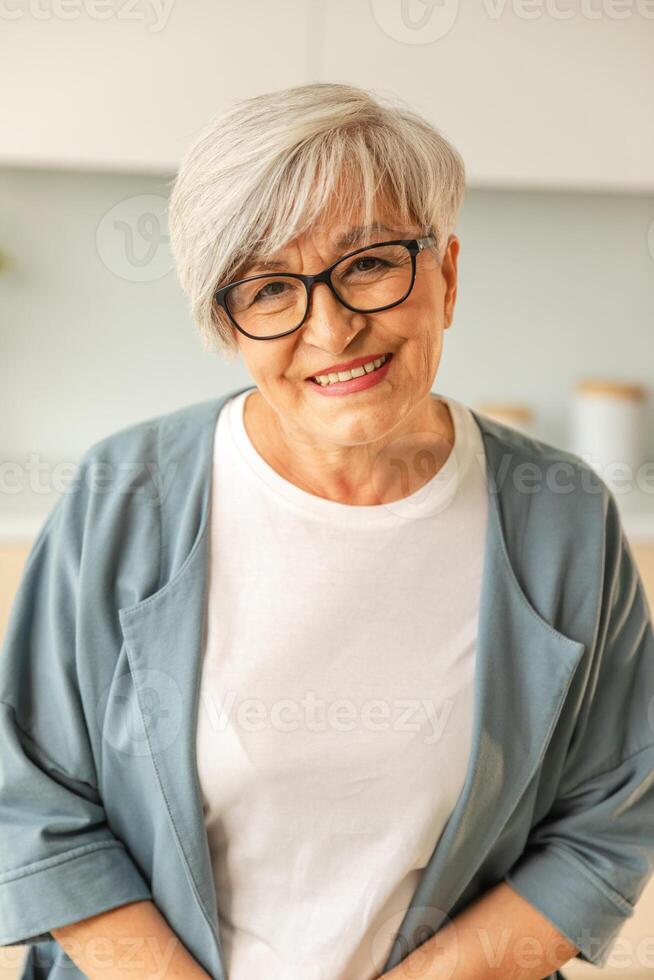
<box><xmin>244</xmin><ymin>218</ymin><xmax>415</xmax><ymax>273</ymax></box>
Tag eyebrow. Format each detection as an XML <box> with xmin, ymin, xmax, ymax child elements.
<box><xmin>243</xmin><ymin>223</ymin><xmax>399</xmax><ymax>274</ymax></box>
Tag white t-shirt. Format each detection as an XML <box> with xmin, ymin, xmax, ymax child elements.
<box><xmin>196</xmin><ymin>387</ymin><xmax>488</xmax><ymax>980</ymax></box>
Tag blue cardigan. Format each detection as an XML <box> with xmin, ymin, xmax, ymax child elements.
<box><xmin>2</xmin><ymin>384</ymin><xmax>653</xmax><ymax>980</ymax></box>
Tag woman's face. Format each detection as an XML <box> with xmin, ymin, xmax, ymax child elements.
<box><xmin>230</xmin><ymin>198</ymin><xmax>459</xmax><ymax>449</ymax></box>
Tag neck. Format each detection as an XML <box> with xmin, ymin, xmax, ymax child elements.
<box><xmin>242</xmin><ymin>389</ymin><xmax>455</xmax><ymax>507</ymax></box>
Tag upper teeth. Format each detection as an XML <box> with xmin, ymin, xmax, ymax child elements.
<box><xmin>312</xmin><ymin>353</ymin><xmax>389</xmax><ymax>386</ymax></box>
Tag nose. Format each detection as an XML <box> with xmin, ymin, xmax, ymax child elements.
<box><xmin>302</xmin><ymin>280</ymin><xmax>364</xmax><ymax>351</ymax></box>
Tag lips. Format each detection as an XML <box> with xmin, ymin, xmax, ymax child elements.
<box><xmin>306</xmin><ymin>351</ymin><xmax>393</xmax><ymax>395</ymax></box>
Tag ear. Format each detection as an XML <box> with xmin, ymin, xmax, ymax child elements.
<box><xmin>441</xmin><ymin>234</ymin><xmax>460</xmax><ymax>329</ymax></box>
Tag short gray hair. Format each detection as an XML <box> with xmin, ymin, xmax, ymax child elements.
<box><xmin>168</xmin><ymin>81</ymin><xmax>466</xmax><ymax>359</ymax></box>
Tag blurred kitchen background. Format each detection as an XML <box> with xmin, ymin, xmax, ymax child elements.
<box><xmin>1</xmin><ymin>1</ymin><xmax>653</xmax><ymax>978</ymax></box>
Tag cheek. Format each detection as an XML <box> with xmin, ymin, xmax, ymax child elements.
<box><xmin>395</xmin><ymin>282</ymin><xmax>444</xmax><ymax>332</ymax></box>
<box><xmin>239</xmin><ymin>339</ymin><xmax>292</xmax><ymax>383</ymax></box>
<box><xmin>413</xmin><ymin>271</ymin><xmax>445</xmax><ymax>311</ymax></box>
<box><xmin>388</xmin><ymin>301</ymin><xmax>444</xmax><ymax>344</ymax></box>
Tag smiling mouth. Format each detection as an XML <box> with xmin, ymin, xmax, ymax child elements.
<box><xmin>309</xmin><ymin>352</ymin><xmax>392</xmax><ymax>386</ymax></box>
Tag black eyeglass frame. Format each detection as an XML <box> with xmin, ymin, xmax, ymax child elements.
<box><xmin>213</xmin><ymin>236</ymin><xmax>437</xmax><ymax>341</ymax></box>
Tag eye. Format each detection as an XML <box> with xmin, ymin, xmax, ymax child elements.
<box><xmin>253</xmin><ymin>280</ymin><xmax>289</xmax><ymax>302</ymax></box>
<box><xmin>347</xmin><ymin>256</ymin><xmax>387</xmax><ymax>276</ymax></box>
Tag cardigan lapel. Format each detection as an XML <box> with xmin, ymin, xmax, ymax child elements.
<box><xmin>116</xmin><ymin>389</ymin><xmax>241</xmax><ymax>980</ymax></box>
<box><xmin>117</xmin><ymin>388</ymin><xmax>585</xmax><ymax>980</ymax></box>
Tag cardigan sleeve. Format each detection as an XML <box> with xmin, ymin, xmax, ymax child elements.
<box><xmin>0</xmin><ymin>462</ymin><xmax>153</xmax><ymax>948</ymax></box>
<box><xmin>504</xmin><ymin>484</ymin><xmax>654</xmax><ymax>968</ymax></box>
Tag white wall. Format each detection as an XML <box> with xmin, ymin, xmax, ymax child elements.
<box><xmin>1</xmin><ymin>166</ymin><xmax>652</xmax><ymax>535</ymax></box>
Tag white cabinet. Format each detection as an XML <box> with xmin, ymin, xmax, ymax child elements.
<box><xmin>0</xmin><ymin>0</ymin><xmax>311</xmax><ymax>172</ymax></box>
<box><xmin>319</xmin><ymin>0</ymin><xmax>654</xmax><ymax>191</ymax></box>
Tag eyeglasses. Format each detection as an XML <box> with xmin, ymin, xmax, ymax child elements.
<box><xmin>213</xmin><ymin>236</ymin><xmax>437</xmax><ymax>341</ymax></box>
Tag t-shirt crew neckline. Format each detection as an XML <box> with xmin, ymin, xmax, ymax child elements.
<box><xmin>223</xmin><ymin>387</ymin><xmax>474</xmax><ymax>526</ymax></box>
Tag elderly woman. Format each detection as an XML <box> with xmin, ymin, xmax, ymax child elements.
<box><xmin>2</xmin><ymin>82</ymin><xmax>654</xmax><ymax>980</ymax></box>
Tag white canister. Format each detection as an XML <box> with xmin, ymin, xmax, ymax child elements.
<box><xmin>475</xmin><ymin>403</ymin><xmax>536</xmax><ymax>438</ymax></box>
<box><xmin>571</xmin><ymin>379</ymin><xmax>648</xmax><ymax>494</ymax></box>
